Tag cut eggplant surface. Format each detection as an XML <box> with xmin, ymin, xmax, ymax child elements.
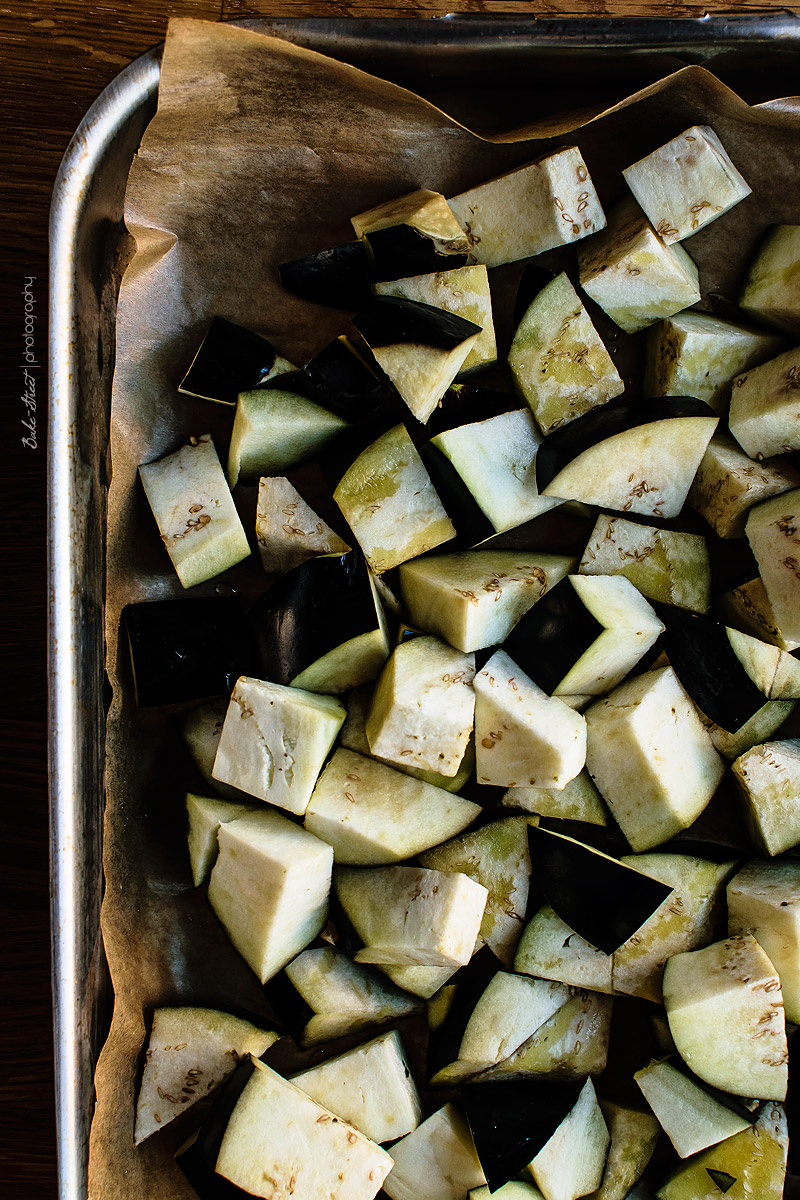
<box><xmin>592</xmin><ymin>1099</ymin><xmax>660</xmax><ymax>1200</ymax></box>
<box><xmin>123</xmin><ymin>596</ymin><xmax>254</xmax><ymax>707</ymax></box>
<box><xmin>731</xmin><ymin>738</ymin><xmax>800</xmax><ymax>857</ymax></box>
<box><xmin>739</xmin><ymin>222</ymin><xmax>800</xmax><ymax>335</ymax></box>
<box><xmin>424</xmin><ymin>383</ymin><xmax>520</xmax><ymax>439</ymax></box>
<box><xmin>527</xmin><ymin>824</ymin><xmax>673</xmax><ymax>955</ymax></box>
<box><xmin>463</xmin><ymin>1079</ymin><xmax>584</xmax><ymax>1193</ymax></box>
<box><xmin>514</xmin><ymin>904</ymin><xmax>615</xmax><ymax>994</ymax></box>
<box><xmin>352</xmin><ymin>187</ymin><xmax>469</xmax><ymax>247</ymax></box>
<box><xmin>418</xmin><ymin>440</ymin><xmax>499</xmax><ymax>547</ymax></box>
<box><xmin>477</xmin><ymin>987</ymin><xmax>613</xmax><ymax>1082</ymax></box>
<box><xmin>745</xmin><ymin>487</ymin><xmax>800</xmax><ymax>645</ymax></box>
<box><xmin>278</xmin><ymin>239</ymin><xmax>374</xmax><ymax>310</ymax></box>
<box><xmin>727</xmin><ymin>859</ymin><xmax>800</xmax><ymax>1025</ymax></box>
<box><xmin>250</xmin><ymin>550</ymin><xmax>389</xmax><ymax>693</ymax></box>
<box><xmin>255</xmin><ymin>476</ymin><xmax>350</xmax><ymax>577</ymax></box>
<box><xmin>655</xmin><ymin>1102</ymin><xmax>788</xmax><ymax>1200</ymax></box>
<box><xmin>634</xmin><ymin>1057</ymin><xmax>753</xmax><ymax>1159</ymax></box>
<box><xmin>688</xmin><ymin>433</ymin><xmax>800</xmax><ymax>540</ymax></box>
<box><xmin>503</xmin><ymin>771</ymin><xmax>609</xmax><ymax>826</ymax></box>
<box><xmin>178</xmin><ymin>315</ymin><xmax>295</xmax><ymax>405</ymax></box>
<box><xmin>185</xmin><ymin>793</ymin><xmax>257</xmax><ymax>887</ymax></box>
<box><xmin>528</xmin><ymin>1076</ymin><xmax>611</xmax><ymax>1200</ymax></box>
<box><xmin>382</xmin><ymin>1102</ymin><xmax>487</xmax><ymax>1200</ymax></box>
<box><xmin>536</xmin><ymin>395</ymin><xmax>718</xmax><ymax>518</ymax></box>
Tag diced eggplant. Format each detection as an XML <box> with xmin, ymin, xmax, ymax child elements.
<box><xmin>185</xmin><ymin>793</ymin><xmax>257</xmax><ymax>887</ymax></box>
<box><xmin>580</xmin><ymin>514</ymin><xmax>711</xmax><ymax>615</ymax></box>
<box><xmin>207</xmin><ymin>810</ymin><xmax>334</xmax><ymax>984</ymax></box>
<box><xmin>176</xmin><ymin>1056</ymin><xmax>262</xmax><ymax>1199</ymax></box>
<box><xmin>463</xmin><ymin>1079</ymin><xmax>584</xmax><ymax>1193</ymax></box>
<box><xmin>688</xmin><ymin>433</ymin><xmax>800</xmax><ymax>539</ymax></box>
<box><xmin>448</xmin><ymin>147</ymin><xmax>605</xmax><ymax>268</ymax></box>
<box><xmin>353</xmin><ymin>298</ymin><xmax>481</xmax><ymax>424</ymax></box>
<box><xmin>503</xmin><ymin>575</ymin><xmax>664</xmax><ymax>698</ymax></box>
<box><xmin>301</xmin><ymin>334</ymin><xmax>395</xmax><ymax>421</ymax></box>
<box><xmin>739</xmin><ymin>223</ymin><xmax>800</xmax><ymax>335</ymax></box>
<box><xmin>577</xmin><ymin>197</ymin><xmax>701</xmax><ymax>333</ymax></box>
<box><xmin>290</xmin><ymin>1029</ymin><xmax>422</xmax><ymax>1143</ymax></box>
<box><xmin>123</xmin><ymin>596</ymin><xmax>254</xmax><ymax>707</ymax></box>
<box><xmin>745</xmin><ymin>487</ymin><xmax>800</xmax><ymax>643</ymax></box>
<box><xmin>514</xmin><ymin>904</ymin><xmax>615</xmax><ymax>994</ymax></box>
<box><xmin>250</xmin><ymin>550</ymin><xmax>390</xmax><ymax>694</ymax></box>
<box><xmin>333</xmin><ymin>423</ymin><xmax>456</xmax><ymax>574</ymax></box>
<box><xmin>178</xmin><ymin>315</ymin><xmax>295</xmax><ymax>405</ymax></box>
<box><xmin>278</xmin><ymin>240</ymin><xmax>374</xmax><ymax>310</ymax></box>
<box><xmin>180</xmin><ymin>700</ymin><xmax>254</xmax><ymax>801</ymax></box>
<box><xmin>502</xmin><ymin>770</ymin><xmax>608</xmax><ymax>826</ymax></box>
<box><xmin>382</xmin><ymin>1103</ymin><xmax>487</xmax><ymax>1200</ymax></box>
<box><xmin>731</xmin><ymin>738</ymin><xmax>800</xmax><ymax>856</ymax></box>
<box><xmin>470</xmin><ymin>1184</ymin><xmax>544</xmax><ymax>1200</ymax></box>
<box><xmin>474</xmin><ymin>650</ymin><xmax>587</xmax><ymax>790</ymax></box>
<box><xmin>656</xmin><ymin>1103</ymin><xmax>788</xmax><ymax>1199</ymax></box>
<box><xmin>634</xmin><ymin>1058</ymin><xmax>753</xmax><ymax>1158</ymax></box>
<box><xmin>527</xmin><ymin>1077</ymin><xmax>611</xmax><ymax>1200</ymax></box>
<box><xmin>212</xmin><ymin>677</ymin><xmax>345</xmax><ymax>814</ymax></box>
<box><xmin>255</xmin><ymin>476</ymin><xmax>350</xmax><ymax>576</ymax></box>
<box><xmin>513</xmin><ymin>263</ymin><xmax>558</xmax><ymax>328</ymax></box>
<box><xmin>700</xmin><ymin>698</ymin><xmax>797</xmax><ymax>761</ymax></box>
<box><xmin>527</xmin><ymin>824</ymin><xmax>673</xmax><ymax>956</ymax></box>
<box><xmin>139</xmin><ymin>435</ymin><xmax>251</xmax><ymax>587</ymax></box>
<box><xmin>476</xmin><ymin>988</ymin><xmax>612</xmax><ymax>1081</ymax></box>
<box><xmin>399</xmin><ymin>549</ymin><xmax>574</xmax><ymax>653</ymax></box>
<box><xmin>591</xmin><ymin>1099</ymin><xmax>660</xmax><ymax>1200</ymax></box>
<box><xmin>304</xmin><ymin>748</ymin><xmax>480</xmax><ymax>865</ymax></box>
<box><xmin>663</xmin><ymin>934</ymin><xmax>788</xmax><ymax>1101</ymax></box>
<box><xmin>352</xmin><ymin>187</ymin><xmax>469</xmax><ymax>266</ymax></box>
<box><xmin>718</xmin><ymin>576</ymin><xmax>800</xmax><ymax>653</ymax></box>
<box><xmin>584</xmin><ymin>667</ymin><xmax>726</xmax><ymax>852</ymax></box>
<box><xmin>729</xmin><ymin>344</ymin><xmax>800</xmax><ymax>459</ymax></box>
<box><xmin>508</xmin><ymin>271</ymin><xmax>624</xmax><ymax>435</ymax></box>
<box><xmin>622</xmin><ymin>126</ymin><xmax>751</xmax><ymax>244</ymax></box>
<box><xmin>419</xmin><ymin>817</ymin><xmax>532</xmax><ymax>966</ymax></box>
<box><xmin>727</xmin><ymin>859</ymin><xmax>800</xmax><ymax>1024</ymax></box>
<box><xmin>536</xmin><ymin>395</ymin><xmax>718</xmax><ymax>519</ymax></box>
<box><xmin>374</xmin><ymin>264</ymin><xmax>496</xmax><ymax>374</ymax></box>
<box><xmin>644</xmin><ymin>311</ymin><xmax>784</xmax><ymax>414</ymax></box>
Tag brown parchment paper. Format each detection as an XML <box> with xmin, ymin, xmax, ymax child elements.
<box><xmin>95</xmin><ymin>17</ymin><xmax>800</xmax><ymax>1198</ymax></box>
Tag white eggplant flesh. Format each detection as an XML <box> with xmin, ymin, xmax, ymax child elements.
<box><xmin>528</xmin><ymin>1078</ymin><xmax>611</xmax><ymax>1200</ymax></box>
<box><xmin>727</xmin><ymin>858</ymin><xmax>800</xmax><ymax>1023</ymax></box>
<box><xmin>732</xmin><ymin>738</ymin><xmax>800</xmax><ymax>855</ymax></box>
<box><xmin>382</xmin><ymin>1103</ymin><xmax>487</xmax><ymax>1200</ymax></box>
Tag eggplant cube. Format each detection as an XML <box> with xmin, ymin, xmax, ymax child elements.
<box><xmin>688</xmin><ymin>433</ymin><xmax>800</xmax><ymax>539</ymax></box>
<box><xmin>335</xmin><ymin>864</ymin><xmax>488</xmax><ymax>968</ymax></box>
<box><xmin>138</xmin><ymin>435</ymin><xmax>250</xmax><ymax>589</ymax></box>
<box><xmin>579</xmin><ymin>514</ymin><xmax>711</xmax><ymax>614</ymax></box>
<box><xmin>134</xmin><ymin>1007</ymin><xmax>278</xmax><ymax>1144</ymax></box>
<box><xmin>622</xmin><ymin>126</ymin><xmax>751</xmax><ymax>244</ymax></box>
<box><xmin>178</xmin><ymin>315</ymin><xmax>294</xmax><ymax>405</ymax></box>
<box><xmin>645</xmin><ymin>311</ymin><xmax>784</xmax><ymax>414</ymax></box>
<box><xmin>365</xmin><ymin>636</ymin><xmax>475</xmax><ymax>776</ymax></box>
<box><xmin>663</xmin><ymin>934</ymin><xmax>788</xmax><ymax>1101</ymax></box>
<box><xmin>215</xmin><ymin>1058</ymin><xmax>393</xmax><ymax>1200</ymax></box>
<box><xmin>585</xmin><ymin>667</ymin><xmax>725</xmax><ymax>852</ymax></box>
<box><xmin>212</xmin><ymin>677</ymin><xmax>345</xmax><ymax>816</ymax></box>
<box><xmin>255</xmin><ymin>477</ymin><xmax>349</xmax><ymax>575</ymax></box>
<box><xmin>351</xmin><ymin>187</ymin><xmax>468</xmax><ymax>250</ymax></box>
<box><xmin>578</xmin><ymin>198</ymin><xmax>701</xmax><ymax>333</ymax></box>
<box><xmin>478</xmin><ymin>988</ymin><xmax>612</xmax><ymax>1082</ymax></box>
<box><xmin>719</xmin><ymin>576</ymin><xmax>800</xmax><ymax>654</ymax></box>
<box><xmin>382</xmin><ymin>1103</ymin><xmax>487</xmax><ymax>1200</ymax></box>
<box><xmin>745</xmin><ymin>487</ymin><xmax>800</xmax><ymax>643</ymax></box>
<box><xmin>655</xmin><ymin>1103</ymin><xmax>788</xmax><ymax>1200</ymax></box>
<box><xmin>227</xmin><ymin>384</ymin><xmax>348</xmax><ymax>487</ymax></box>
<box><xmin>593</xmin><ymin>1100</ymin><xmax>659</xmax><ymax>1200</ymax></box>
<box><xmin>474</xmin><ymin>650</ymin><xmax>586</xmax><ymax>790</ymax></box>
<box><xmin>333</xmin><ymin>424</ymin><xmax>456</xmax><ymax>575</ymax></box>
<box><xmin>304</xmin><ymin>748</ymin><xmax>480</xmax><ymax>865</ymax></box>
<box><xmin>633</xmin><ymin>1059</ymin><xmax>751</xmax><ymax>1158</ymax></box>
<box><xmin>528</xmin><ymin>1077</ymin><xmax>610</xmax><ymax>1200</ymax></box>
<box><xmin>448</xmin><ymin>146</ymin><xmax>605</xmax><ymax>269</ymax></box>
<box><xmin>399</xmin><ymin>550</ymin><xmax>574</xmax><ymax>653</ymax></box>
<box><xmin>374</xmin><ymin>264</ymin><xmax>496</xmax><ymax>374</ymax></box>
<box><xmin>207</xmin><ymin>809</ymin><xmax>334</xmax><ymax>983</ymax></box>
<box><xmin>514</xmin><ymin>905</ymin><xmax>614</xmax><ymax>994</ymax></box>
<box><xmin>508</xmin><ymin>272</ymin><xmax>624</xmax><ymax>435</ymax></box>
<box><xmin>503</xmin><ymin>770</ymin><xmax>608</xmax><ymax>825</ymax></box>
<box><xmin>739</xmin><ymin>223</ymin><xmax>800</xmax><ymax>335</ymax></box>
<box><xmin>731</xmin><ymin>738</ymin><xmax>800</xmax><ymax>855</ymax></box>
<box><xmin>291</xmin><ymin>1029</ymin><xmax>422</xmax><ymax>1144</ymax></box>
<box><xmin>727</xmin><ymin>860</ymin><xmax>800</xmax><ymax>1025</ymax></box>
<box><xmin>729</xmin><ymin>345</ymin><xmax>800</xmax><ymax>459</ymax></box>
<box><xmin>185</xmin><ymin>792</ymin><xmax>256</xmax><ymax>887</ymax></box>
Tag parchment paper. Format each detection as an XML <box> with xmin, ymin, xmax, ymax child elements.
<box><xmin>95</xmin><ymin>17</ymin><xmax>800</xmax><ymax>1198</ymax></box>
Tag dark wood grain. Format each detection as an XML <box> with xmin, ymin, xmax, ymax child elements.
<box><xmin>2</xmin><ymin>0</ymin><xmax>797</xmax><ymax>1193</ymax></box>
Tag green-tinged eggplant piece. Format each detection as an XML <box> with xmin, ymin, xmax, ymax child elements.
<box><xmin>706</xmin><ymin>1169</ymin><xmax>736</xmax><ymax>1193</ymax></box>
<box><xmin>249</xmin><ymin>550</ymin><xmax>389</xmax><ymax>694</ymax></box>
<box><xmin>365</xmin><ymin>223</ymin><xmax>469</xmax><ymax>279</ymax></box>
<box><xmin>301</xmin><ymin>336</ymin><xmax>394</xmax><ymax>421</ymax></box>
<box><xmin>527</xmin><ymin>825</ymin><xmax>673</xmax><ymax>955</ymax></box>
<box><xmin>278</xmin><ymin>240</ymin><xmax>373</xmax><ymax>310</ymax></box>
<box><xmin>123</xmin><ymin>597</ymin><xmax>254</xmax><ymax>708</ymax></box>
<box><xmin>427</xmin><ymin>971</ymin><xmax>495</xmax><ymax>1082</ymax></box>
<box><xmin>176</xmin><ymin>1056</ymin><xmax>259</xmax><ymax>1199</ymax></box>
<box><xmin>462</xmin><ymin>1080</ymin><xmax>583</xmax><ymax>1193</ymax></box>
<box><xmin>418</xmin><ymin>440</ymin><xmax>497</xmax><ymax>547</ymax></box>
<box><xmin>535</xmin><ymin>395</ymin><xmax>718</xmax><ymax>519</ymax></box>
<box><xmin>178</xmin><ymin>316</ymin><xmax>294</xmax><ymax>406</ymax></box>
<box><xmin>656</xmin><ymin>605</ymin><xmax>787</xmax><ymax>732</ymax></box>
<box><xmin>353</xmin><ymin>298</ymin><xmax>481</xmax><ymax>424</ymax></box>
<box><xmin>513</xmin><ymin>264</ymin><xmax>558</xmax><ymax>329</ymax></box>
<box><xmin>424</xmin><ymin>384</ymin><xmax>520</xmax><ymax>439</ymax></box>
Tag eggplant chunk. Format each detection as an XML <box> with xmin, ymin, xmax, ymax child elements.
<box><xmin>729</xmin><ymin>344</ymin><xmax>800</xmax><ymax>459</ymax></box>
<box><xmin>503</xmin><ymin>770</ymin><xmax>608</xmax><ymax>826</ymax></box>
<box><xmin>477</xmin><ymin>988</ymin><xmax>612</xmax><ymax>1082</ymax></box>
<box><xmin>215</xmin><ymin>1058</ymin><xmax>392</xmax><ymax>1200</ymax></box>
<box><xmin>227</xmin><ymin>382</ymin><xmax>348</xmax><ymax>487</ymax></box>
<box><xmin>700</xmin><ymin>698</ymin><xmax>797</xmax><ymax>760</ymax></box>
<box><xmin>719</xmin><ymin>576</ymin><xmax>800</xmax><ymax>653</ymax></box>
<box><xmin>727</xmin><ymin>859</ymin><xmax>800</xmax><ymax>1024</ymax></box>
<box><xmin>579</xmin><ymin>514</ymin><xmax>710</xmax><ymax>614</ymax></box>
<box><xmin>255</xmin><ymin>476</ymin><xmax>350</xmax><ymax>575</ymax></box>
<box><xmin>448</xmin><ymin>146</ymin><xmax>605</xmax><ymax>268</ymax></box>
<box><xmin>663</xmin><ymin>934</ymin><xmax>788</xmax><ymax>1101</ymax></box>
<box><xmin>514</xmin><ymin>905</ymin><xmax>615</xmax><ymax>994</ymax></box>
<box><xmin>528</xmin><ymin>1077</ymin><xmax>611</xmax><ymax>1200</ymax></box>
<box><xmin>622</xmin><ymin>126</ymin><xmax>751</xmax><ymax>244</ymax></box>
<box><xmin>591</xmin><ymin>1099</ymin><xmax>659</xmax><ymax>1200</ymax></box>
<box><xmin>578</xmin><ymin>198</ymin><xmax>701</xmax><ymax>333</ymax></box>
<box><xmin>185</xmin><ymin>792</ymin><xmax>257</xmax><ymax>887</ymax></box>
<box><xmin>509</xmin><ymin>271</ymin><xmax>624</xmax><ymax>435</ymax></box>
<box><xmin>688</xmin><ymin>433</ymin><xmax>799</xmax><ymax>539</ymax></box>
<box><xmin>139</xmin><ymin>435</ymin><xmax>250</xmax><ymax>588</ymax></box>
<box><xmin>739</xmin><ymin>222</ymin><xmax>800</xmax><ymax>335</ymax></box>
<box><xmin>382</xmin><ymin>1103</ymin><xmax>487</xmax><ymax>1200</ymax></box>
<box><xmin>635</xmin><ymin>1058</ymin><xmax>752</xmax><ymax>1159</ymax></box>
<box><xmin>178</xmin><ymin>315</ymin><xmax>295</xmax><ymax>405</ymax></box>
<box><xmin>584</xmin><ymin>667</ymin><xmax>725</xmax><ymax>852</ymax></box>
<box><xmin>745</xmin><ymin>487</ymin><xmax>800</xmax><ymax>643</ymax></box>
<box><xmin>655</xmin><ymin>1103</ymin><xmax>788</xmax><ymax>1200</ymax></box>
<box><xmin>731</xmin><ymin>738</ymin><xmax>800</xmax><ymax>855</ymax></box>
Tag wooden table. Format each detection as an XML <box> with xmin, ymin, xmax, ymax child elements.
<box><xmin>1</xmin><ymin>0</ymin><xmax>796</xmax><ymax>1191</ymax></box>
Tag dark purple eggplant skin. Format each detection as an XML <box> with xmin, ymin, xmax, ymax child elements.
<box><xmin>462</xmin><ymin>1080</ymin><xmax>582</xmax><ymax>1192</ymax></box>
<box><xmin>418</xmin><ymin>441</ymin><xmax>496</xmax><ymax>548</ymax></box>
<box><xmin>364</xmin><ymin>223</ymin><xmax>469</xmax><ymax>280</ymax></box>
<box><xmin>178</xmin><ymin>316</ymin><xmax>285</xmax><ymax>406</ymax></box>
<box><xmin>706</xmin><ymin>1169</ymin><xmax>737</xmax><ymax>1194</ymax></box>
<box><xmin>654</xmin><ymin>604</ymin><xmax>768</xmax><ymax>733</ymax></box>
<box><xmin>424</xmin><ymin>385</ymin><xmax>520</xmax><ymax>440</ymax></box>
<box><xmin>261</xmin><ymin>971</ymin><xmax>316</xmax><ymax>1043</ymax></box>
<box><xmin>502</xmin><ymin>577</ymin><xmax>602</xmax><ymax>696</ymax></box>
<box><xmin>788</xmin><ymin>1028</ymin><xmax>800</xmax><ymax>1176</ymax></box>
<box><xmin>354</xmin><ymin>296</ymin><xmax>482</xmax><ymax>351</ymax></box>
<box><xmin>427</xmin><ymin>971</ymin><xmax>495</xmax><ymax>1082</ymax></box>
<box><xmin>512</xmin><ymin>263</ymin><xmax>558</xmax><ymax>328</ymax></box>
<box><xmin>527</xmin><ymin>825</ymin><xmax>673</xmax><ymax>955</ymax></box>
<box><xmin>535</xmin><ymin>396</ymin><xmax>716</xmax><ymax>493</ymax></box>
<box><xmin>302</xmin><ymin>338</ymin><xmax>395</xmax><ymax>421</ymax></box>
<box><xmin>123</xmin><ymin>597</ymin><xmax>255</xmax><ymax>708</ymax></box>
<box><xmin>278</xmin><ymin>240</ymin><xmax>374</xmax><ymax>311</ymax></box>
<box><xmin>249</xmin><ymin>551</ymin><xmax>381</xmax><ymax>686</ymax></box>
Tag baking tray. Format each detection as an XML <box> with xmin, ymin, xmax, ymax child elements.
<box><xmin>48</xmin><ymin>13</ymin><xmax>800</xmax><ymax>1200</ymax></box>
